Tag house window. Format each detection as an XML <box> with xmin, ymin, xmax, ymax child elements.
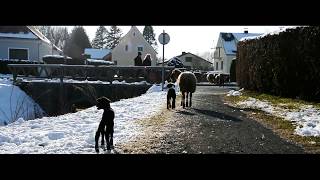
<box><xmin>113</xmin><ymin>61</ymin><xmax>117</xmax><ymax>65</ymax></box>
<box><xmin>138</xmin><ymin>46</ymin><xmax>143</xmax><ymax>52</ymax></box>
<box><xmin>216</xmin><ymin>62</ymin><xmax>218</xmax><ymax>70</ymax></box>
<box><xmin>221</xmin><ymin>61</ymin><xmax>223</xmax><ymax>70</ymax></box>
<box><xmin>9</xmin><ymin>48</ymin><xmax>28</xmax><ymax>60</ymax></box>
<box><xmin>125</xmin><ymin>45</ymin><xmax>128</xmax><ymax>51</ymax></box>
<box><xmin>185</xmin><ymin>57</ymin><xmax>192</xmax><ymax>62</ymax></box>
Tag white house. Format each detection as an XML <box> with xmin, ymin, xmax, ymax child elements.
<box><xmin>213</xmin><ymin>30</ymin><xmax>262</xmax><ymax>74</ymax></box>
<box><xmin>0</xmin><ymin>26</ymin><xmax>63</xmax><ymax>62</ymax></box>
<box><xmin>111</xmin><ymin>26</ymin><xmax>157</xmax><ymax>66</ymax></box>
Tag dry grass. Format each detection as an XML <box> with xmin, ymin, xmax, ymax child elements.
<box><xmin>225</xmin><ymin>91</ymin><xmax>320</xmax><ymax>154</ymax></box>
<box><xmin>116</xmin><ymin>95</ymin><xmax>182</xmax><ymax>154</ymax></box>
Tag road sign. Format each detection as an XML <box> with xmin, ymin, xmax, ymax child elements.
<box><xmin>158</xmin><ymin>33</ymin><xmax>170</xmax><ymax>45</ymax></box>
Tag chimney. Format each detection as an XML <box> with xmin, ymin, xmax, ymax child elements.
<box><xmin>182</xmin><ymin>52</ymin><xmax>186</xmax><ymax>55</ymax></box>
<box><xmin>244</xmin><ymin>28</ymin><xmax>248</xmax><ymax>33</ymax></box>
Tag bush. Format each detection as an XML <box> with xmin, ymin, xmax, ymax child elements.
<box><xmin>0</xmin><ymin>60</ymin><xmax>42</xmax><ymax>74</ymax></box>
<box><xmin>230</xmin><ymin>59</ymin><xmax>236</xmax><ymax>82</ymax></box>
<box><xmin>237</xmin><ymin>26</ymin><xmax>320</xmax><ymax>102</ymax></box>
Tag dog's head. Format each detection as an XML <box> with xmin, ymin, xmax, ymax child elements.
<box><xmin>96</xmin><ymin>97</ymin><xmax>111</xmax><ymax>110</ymax></box>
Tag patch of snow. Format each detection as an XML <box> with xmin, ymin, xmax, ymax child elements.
<box><xmin>19</xmin><ymin>78</ymin><xmax>151</xmax><ymax>85</ymax></box>
<box><xmin>236</xmin><ymin>97</ymin><xmax>320</xmax><ymax>137</ymax></box>
<box><xmin>42</xmin><ymin>55</ymin><xmax>66</xmax><ymax>59</ymax></box>
<box><xmin>0</xmin><ymin>84</ymin><xmax>167</xmax><ymax>153</ymax></box>
<box><xmin>239</xmin><ymin>27</ymin><xmax>298</xmax><ymax>42</ymax></box>
<box><xmin>47</xmin><ymin>131</ymin><xmax>65</xmax><ymax>140</ymax></box>
<box><xmin>227</xmin><ymin>89</ymin><xmax>242</xmax><ymax>96</ymax></box>
<box><xmin>86</xmin><ymin>59</ymin><xmax>114</xmax><ymax>65</ymax></box>
<box><xmin>0</xmin><ymin>78</ymin><xmax>45</xmax><ymax>126</ymax></box>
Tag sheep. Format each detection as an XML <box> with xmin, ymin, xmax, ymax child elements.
<box><xmin>206</xmin><ymin>73</ymin><xmax>216</xmax><ymax>84</ymax></box>
<box><xmin>170</xmin><ymin>69</ymin><xmax>197</xmax><ymax>108</ymax></box>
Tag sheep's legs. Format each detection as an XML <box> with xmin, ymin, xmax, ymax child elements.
<box><xmin>182</xmin><ymin>91</ymin><xmax>185</xmax><ymax>108</ymax></box>
<box><xmin>186</xmin><ymin>92</ymin><xmax>189</xmax><ymax>107</ymax></box>
<box><xmin>189</xmin><ymin>93</ymin><xmax>192</xmax><ymax>107</ymax></box>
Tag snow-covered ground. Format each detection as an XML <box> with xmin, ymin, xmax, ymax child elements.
<box><xmin>227</xmin><ymin>88</ymin><xmax>243</xmax><ymax>96</ymax></box>
<box><xmin>0</xmin><ymin>75</ymin><xmax>45</xmax><ymax>125</ymax></box>
<box><xmin>228</xmin><ymin>90</ymin><xmax>320</xmax><ymax>137</ymax></box>
<box><xmin>0</xmin><ymin>74</ymin><xmax>176</xmax><ymax>154</ymax></box>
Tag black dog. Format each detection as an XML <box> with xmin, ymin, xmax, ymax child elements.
<box><xmin>167</xmin><ymin>83</ymin><xmax>176</xmax><ymax>109</ymax></box>
<box><xmin>95</xmin><ymin>97</ymin><xmax>115</xmax><ymax>153</ymax></box>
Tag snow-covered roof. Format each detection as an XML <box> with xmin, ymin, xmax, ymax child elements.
<box><xmin>0</xmin><ymin>32</ymin><xmax>37</xmax><ymax>39</ymax></box>
<box><xmin>0</xmin><ymin>26</ymin><xmax>63</xmax><ymax>53</ymax></box>
<box><xmin>219</xmin><ymin>32</ymin><xmax>262</xmax><ymax>55</ymax></box>
<box><xmin>86</xmin><ymin>59</ymin><xmax>114</xmax><ymax>65</ymax></box>
<box><xmin>84</xmin><ymin>48</ymin><xmax>111</xmax><ymax>59</ymax></box>
<box><xmin>177</xmin><ymin>52</ymin><xmax>213</xmax><ymax>64</ymax></box>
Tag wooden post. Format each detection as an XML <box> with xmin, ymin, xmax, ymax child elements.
<box><xmin>59</xmin><ymin>65</ymin><xmax>64</xmax><ymax>114</ymax></box>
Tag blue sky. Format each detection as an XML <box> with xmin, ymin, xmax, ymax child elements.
<box><xmin>66</xmin><ymin>26</ymin><xmax>294</xmax><ymax>60</ymax></box>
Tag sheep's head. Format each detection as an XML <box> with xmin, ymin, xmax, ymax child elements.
<box><xmin>207</xmin><ymin>73</ymin><xmax>215</xmax><ymax>83</ymax></box>
<box><xmin>166</xmin><ymin>83</ymin><xmax>175</xmax><ymax>89</ymax></box>
<box><xmin>170</xmin><ymin>69</ymin><xmax>181</xmax><ymax>82</ymax></box>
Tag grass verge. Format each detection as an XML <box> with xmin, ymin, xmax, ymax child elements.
<box><xmin>225</xmin><ymin>91</ymin><xmax>320</xmax><ymax>154</ymax></box>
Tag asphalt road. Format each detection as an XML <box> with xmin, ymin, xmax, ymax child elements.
<box><xmin>158</xmin><ymin>86</ymin><xmax>305</xmax><ymax>154</ymax></box>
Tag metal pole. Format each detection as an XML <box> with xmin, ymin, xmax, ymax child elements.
<box><xmin>162</xmin><ymin>30</ymin><xmax>165</xmax><ymax>91</ymax></box>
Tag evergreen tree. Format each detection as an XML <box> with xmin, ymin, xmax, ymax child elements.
<box><xmin>143</xmin><ymin>26</ymin><xmax>157</xmax><ymax>52</ymax></box>
<box><xmin>106</xmin><ymin>26</ymin><xmax>122</xmax><ymax>49</ymax></box>
<box><xmin>64</xmin><ymin>26</ymin><xmax>92</xmax><ymax>59</ymax></box>
<box><xmin>91</xmin><ymin>26</ymin><xmax>107</xmax><ymax>49</ymax></box>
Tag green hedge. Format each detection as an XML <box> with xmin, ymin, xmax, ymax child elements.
<box><xmin>237</xmin><ymin>26</ymin><xmax>320</xmax><ymax>102</ymax></box>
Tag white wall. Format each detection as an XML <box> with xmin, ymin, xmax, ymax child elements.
<box><xmin>112</xmin><ymin>27</ymin><xmax>157</xmax><ymax>66</ymax></box>
<box><xmin>213</xmin><ymin>37</ymin><xmax>234</xmax><ymax>74</ymax></box>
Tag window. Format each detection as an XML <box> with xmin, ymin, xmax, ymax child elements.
<box><xmin>9</xmin><ymin>48</ymin><xmax>28</xmax><ymax>60</ymax></box>
<box><xmin>221</xmin><ymin>61</ymin><xmax>223</xmax><ymax>70</ymax></box>
<box><xmin>113</xmin><ymin>61</ymin><xmax>117</xmax><ymax>65</ymax></box>
<box><xmin>216</xmin><ymin>62</ymin><xmax>218</xmax><ymax>70</ymax></box>
<box><xmin>125</xmin><ymin>45</ymin><xmax>128</xmax><ymax>51</ymax></box>
<box><xmin>185</xmin><ymin>57</ymin><xmax>192</xmax><ymax>62</ymax></box>
<box><xmin>138</xmin><ymin>46</ymin><xmax>143</xmax><ymax>52</ymax></box>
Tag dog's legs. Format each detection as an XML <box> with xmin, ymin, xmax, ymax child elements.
<box><xmin>167</xmin><ymin>96</ymin><xmax>170</xmax><ymax>109</ymax></box>
<box><xmin>106</xmin><ymin>132</ymin><xmax>111</xmax><ymax>150</ymax></box>
<box><xmin>110</xmin><ymin>132</ymin><xmax>114</xmax><ymax>148</ymax></box>
<box><xmin>95</xmin><ymin>131</ymin><xmax>100</xmax><ymax>153</ymax></box>
<box><xmin>190</xmin><ymin>93</ymin><xmax>192</xmax><ymax>107</ymax></box>
<box><xmin>101</xmin><ymin>130</ymin><xmax>105</xmax><ymax>146</ymax></box>
<box><xmin>172</xmin><ymin>97</ymin><xmax>175</xmax><ymax>109</ymax></box>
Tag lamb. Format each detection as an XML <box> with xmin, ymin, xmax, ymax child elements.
<box><xmin>170</xmin><ymin>69</ymin><xmax>197</xmax><ymax>108</ymax></box>
<box><xmin>166</xmin><ymin>82</ymin><xmax>176</xmax><ymax>109</ymax></box>
<box><xmin>206</xmin><ymin>73</ymin><xmax>216</xmax><ymax>84</ymax></box>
